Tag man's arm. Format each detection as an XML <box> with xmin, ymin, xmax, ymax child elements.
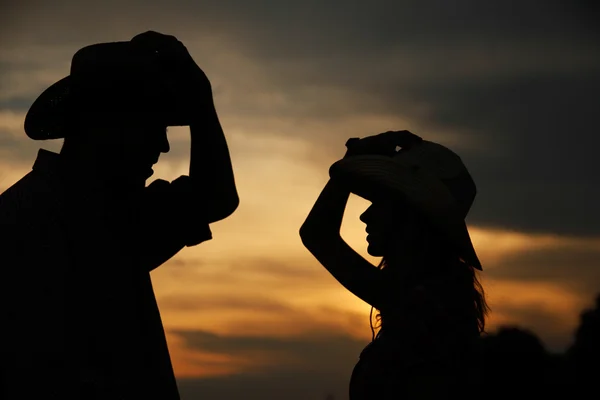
<box><xmin>134</xmin><ymin>31</ymin><xmax>239</xmax><ymax>224</ymax></box>
<box><xmin>139</xmin><ymin>178</ymin><xmax>213</xmax><ymax>272</ymax></box>
<box><xmin>189</xmin><ymin>102</ymin><xmax>239</xmax><ymax>223</ymax></box>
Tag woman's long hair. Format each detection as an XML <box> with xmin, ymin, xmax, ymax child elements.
<box><xmin>369</xmin><ymin>239</ymin><xmax>490</xmax><ymax>343</ymax></box>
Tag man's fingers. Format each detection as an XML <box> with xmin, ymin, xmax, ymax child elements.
<box><xmin>131</xmin><ymin>31</ymin><xmax>188</xmax><ymax>63</ymax></box>
<box><xmin>132</xmin><ymin>31</ymin><xmax>179</xmax><ymax>47</ymax></box>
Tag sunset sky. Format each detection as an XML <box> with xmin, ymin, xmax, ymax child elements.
<box><xmin>1</xmin><ymin>1</ymin><xmax>599</xmax><ymax>399</ymax></box>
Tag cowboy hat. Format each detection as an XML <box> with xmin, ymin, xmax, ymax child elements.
<box><xmin>24</xmin><ymin>31</ymin><xmax>203</xmax><ymax>140</ymax></box>
<box><xmin>329</xmin><ymin>139</ymin><xmax>483</xmax><ymax>270</ymax></box>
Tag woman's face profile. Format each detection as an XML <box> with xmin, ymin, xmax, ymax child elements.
<box><xmin>360</xmin><ymin>199</ymin><xmax>406</xmax><ymax>257</ymax></box>
<box><xmin>359</xmin><ymin>195</ymin><xmax>430</xmax><ymax>258</ymax></box>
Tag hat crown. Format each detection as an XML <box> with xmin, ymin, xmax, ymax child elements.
<box><xmin>24</xmin><ymin>31</ymin><xmax>196</xmax><ymax>140</ymax></box>
<box><xmin>395</xmin><ymin>140</ymin><xmax>476</xmax><ymax>217</ymax></box>
<box><xmin>68</xmin><ymin>42</ymin><xmax>164</xmax><ymax>98</ymax></box>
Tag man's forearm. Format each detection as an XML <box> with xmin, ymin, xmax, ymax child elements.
<box><xmin>189</xmin><ymin>105</ymin><xmax>239</xmax><ymax>223</ymax></box>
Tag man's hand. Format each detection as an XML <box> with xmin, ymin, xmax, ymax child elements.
<box><xmin>344</xmin><ymin>130</ymin><xmax>422</xmax><ymax>158</ymax></box>
<box><xmin>131</xmin><ymin>32</ymin><xmax>239</xmax><ymax>222</ymax></box>
<box><xmin>130</xmin><ymin>31</ymin><xmax>213</xmax><ymax>113</ymax></box>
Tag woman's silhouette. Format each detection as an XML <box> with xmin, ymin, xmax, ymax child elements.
<box><xmin>300</xmin><ymin>131</ymin><xmax>488</xmax><ymax>399</ymax></box>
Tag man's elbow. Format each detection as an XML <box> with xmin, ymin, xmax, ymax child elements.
<box><xmin>207</xmin><ymin>194</ymin><xmax>239</xmax><ymax>223</ymax></box>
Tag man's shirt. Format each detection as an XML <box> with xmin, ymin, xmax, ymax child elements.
<box><xmin>0</xmin><ymin>149</ymin><xmax>210</xmax><ymax>399</ymax></box>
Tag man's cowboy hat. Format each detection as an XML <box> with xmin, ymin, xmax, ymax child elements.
<box><xmin>25</xmin><ymin>31</ymin><xmax>205</xmax><ymax>140</ymax></box>
<box><xmin>329</xmin><ymin>135</ymin><xmax>483</xmax><ymax>270</ymax></box>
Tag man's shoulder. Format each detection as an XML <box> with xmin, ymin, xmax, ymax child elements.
<box><xmin>1</xmin><ymin>171</ymin><xmax>36</xmax><ymax>203</ymax></box>
<box><xmin>0</xmin><ymin>169</ymin><xmax>56</xmax><ymax>221</ymax></box>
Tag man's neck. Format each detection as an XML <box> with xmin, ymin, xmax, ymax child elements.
<box><xmin>59</xmin><ymin>154</ymin><xmax>145</xmax><ymax>195</ymax></box>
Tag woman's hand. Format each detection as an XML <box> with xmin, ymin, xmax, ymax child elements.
<box><xmin>344</xmin><ymin>130</ymin><xmax>422</xmax><ymax>158</ymax></box>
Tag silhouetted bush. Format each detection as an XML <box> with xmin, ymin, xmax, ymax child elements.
<box><xmin>479</xmin><ymin>326</ymin><xmax>551</xmax><ymax>397</ymax></box>
<box><xmin>567</xmin><ymin>293</ymin><xmax>600</xmax><ymax>397</ymax></box>
<box><xmin>478</xmin><ymin>292</ymin><xmax>600</xmax><ymax>399</ymax></box>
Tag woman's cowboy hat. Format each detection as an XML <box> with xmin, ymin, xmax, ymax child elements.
<box><xmin>329</xmin><ymin>135</ymin><xmax>483</xmax><ymax>270</ymax></box>
<box><xmin>25</xmin><ymin>31</ymin><xmax>206</xmax><ymax>140</ymax></box>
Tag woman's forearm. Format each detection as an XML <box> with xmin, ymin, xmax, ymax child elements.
<box><xmin>300</xmin><ymin>179</ymin><xmax>350</xmax><ymax>240</ymax></box>
<box><xmin>300</xmin><ymin>178</ymin><xmax>386</xmax><ymax>308</ymax></box>
<box><xmin>300</xmin><ymin>143</ymin><xmax>356</xmax><ymax>237</ymax></box>
<box><xmin>189</xmin><ymin>106</ymin><xmax>239</xmax><ymax>223</ymax></box>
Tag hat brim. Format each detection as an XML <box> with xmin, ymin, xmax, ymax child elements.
<box><xmin>330</xmin><ymin>155</ymin><xmax>482</xmax><ymax>270</ymax></box>
<box><xmin>25</xmin><ymin>76</ymin><xmax>72</xmax><ymax>140</ymax></box>
<box><xmin>24</xmin><ymin>70</ymin><xmax>199</xmax><ymax>140</ymax></box>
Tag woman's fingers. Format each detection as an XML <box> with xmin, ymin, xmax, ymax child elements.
<box><xmin>383</xmin><ymin>130</ymin><xmax>422</xmax><ymax>147</ymax></box>
<box><xmin>345</xmin><ymin>130</ymin><xmax>422</xmax><ymax>156</ymax></box>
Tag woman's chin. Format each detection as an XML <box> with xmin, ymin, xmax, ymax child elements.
<box><xmin>367</xmin><ymin>243</ymin><xmax>385</xmax><ymax>257</ymax></box>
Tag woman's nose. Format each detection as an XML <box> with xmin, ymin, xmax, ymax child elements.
<box><xmin>360</xmin><ymin>206</ymin><xmax>373</xmax><ymax>224</ymax></box>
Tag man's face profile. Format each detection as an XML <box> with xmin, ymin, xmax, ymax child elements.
<box><xmin>70</xmin><ymin>112</ymin><xmax>171</xmax><ymax>185</ymax></box>
<box><xmin>109</xmin><ymin>118</ymin><xmax>171</xmax><ymax>182</ymax></box>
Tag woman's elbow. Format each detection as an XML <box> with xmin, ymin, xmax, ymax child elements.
<box><xmin>300</xmin><ymin>224</ymin><xmax>336</xmax><ymax>252</ymax></box>
<box><xmin>299</xmin><ymin>223</ymin><xmax>316</xmax><ymax>246</ymax></box>
<box><xmin>299</xmin><ymin>221</ymin><xmax>317</xmax><ymax>241</ymax></box>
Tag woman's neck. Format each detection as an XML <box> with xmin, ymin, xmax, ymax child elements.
<box><xmin>384</xmin><ymin>245</ymin><xmax>442</xmax><ymax>275</ymax></box>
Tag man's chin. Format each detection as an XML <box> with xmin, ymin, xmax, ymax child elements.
<box><xmin>122</xmin><ymin>168</ymin><xmax>154</xmax><ymax>187</ymax></box>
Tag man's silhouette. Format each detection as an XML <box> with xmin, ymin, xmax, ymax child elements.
<box><xmin>0</xmin><ymin>31</ymin><xmax>238</xmax><ymax>399</ymax></box>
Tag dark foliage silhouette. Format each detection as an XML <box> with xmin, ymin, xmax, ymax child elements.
<box><xmin>479</xmin><ymin>292</ymin><xmax>600</xmax><ymax>400</ymax></box>
<box><xmin>567</xmin><ymin>293</ymin><xmax>600</xmax><ymax>397</ymax></box>
<box><xmin>0</xmin><ymin>31</ymin><xmax>238</xmax><ymax>399</ymax></box>
<box><xmin>479</xmin><ymin>327</ymin><xmax>552</xmax><ymax>398</ymax></box>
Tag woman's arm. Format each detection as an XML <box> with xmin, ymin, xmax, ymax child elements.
<box><xmin>300</xmin><ymin>131</ymin><xmax>423</xmax><ymax>308</ymax></box>
<box><xmin>299</xmin><ymin>178</ymin><xmax>385</xmax><ymax>309</ymax></box>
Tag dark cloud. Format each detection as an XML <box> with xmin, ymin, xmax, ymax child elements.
<box><xmin>177</xmin><ymin>371</ymin><xmax>348</xmax><ymax>400</ymax></box>
<box><xmin>159</xmin><ymin>293</ymin><xmax>292</xmax><ymax>314</ymax></box>
<box><xmin>3</xmin><ymin>1</ymin><xmax>595</xmax><ymax>49</ymax></box>
<box><xmin>491</xmin><ymin>304</ymin><xmax>578</xmax><ymax>352</ymax></box>
<box><xmin>172</xmin><ymin>328</ymin><xmax>364</xmax><ymax>398</ymax></box>
<box><xmin>415</xmin><ymin>72</ymin><xmax>600</xmax><ymax>236</ymax></box>
<box><xmin>171</xmin><ymin>325</ymin><xmax>364</xmax><ymax>398</ymax></box>
<box><xmin>0</xmin><ymin>97</ymin><xmax>34</xmax><ymax>112</ymax></box>
<box><xmin>232</xmin><ymin>257</ymin><xmax>324</xmax><ymax>281</ymax></box>
<box><xmin>174</xmin><ymin>329</ymin><xmax>363</xmax><ymax>366</ymax></box>
<box><xmin>487</xmin><ymin>246</ymin><xmax>600</xmax><ymax>298</ymax></box>
<box><xmin>157</xmin><ymin>256</ymin><xmax>332</xmax><ymax>289</ymax></box>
